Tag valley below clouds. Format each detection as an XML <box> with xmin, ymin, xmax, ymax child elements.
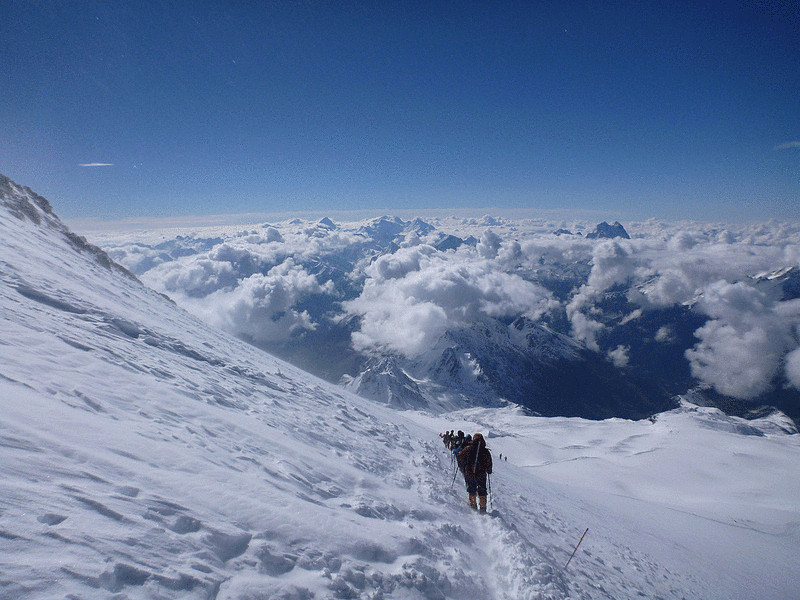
<box><xmin>93</xmin><ymin>214</ymin><xmax>800</xmax><ymax>422</ymax></box>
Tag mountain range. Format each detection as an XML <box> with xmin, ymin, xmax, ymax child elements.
<box><xmin>92</xmin><ymin>207</ymin><xmax>800</xmax><ymax>426</ymax></box>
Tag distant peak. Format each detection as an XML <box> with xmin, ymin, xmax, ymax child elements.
<box><xmin>586</xmin><ymin>221</ymin><xmax>630</xmax><ymax>239</ymax></box>
<box><xmin>318</xmin><ymin>217</ymin><xmax>337</xmax><ymax>230</ymax></box>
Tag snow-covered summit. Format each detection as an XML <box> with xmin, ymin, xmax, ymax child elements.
<box><xmin>752</xmin><ymin>265</ymin><xmax>800</xmax><ymax>300</ymax></box>
<box><xmin>340</xmin><ymin>356</ymin><xmax>429</xmax><ymax>409</ymax></box>
<box><xmin>317</xmin><ymin>216</ymin><xmax>338</xmax><ymax>230</ymax></box>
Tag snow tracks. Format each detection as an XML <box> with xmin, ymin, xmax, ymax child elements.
<box><xmin>415</xmin><ymin>442</ymin><xmax>568</xmax><ymax>600</ymax></box>
<box><xmin>426</xmin><ymin>441</ymin><xmax>705</xmax><ymax>600</ymax></box>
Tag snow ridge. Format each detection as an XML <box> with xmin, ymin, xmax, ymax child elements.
<box><xmin>1</xmin><ymin>174</ymin><xmax>138</xmax><ymax>281</ymax></box>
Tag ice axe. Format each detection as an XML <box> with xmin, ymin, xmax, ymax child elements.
<box><xmin>564</xmin><ymin>528</ymin><xmax>589</xmax><ymax>570</ymax></box>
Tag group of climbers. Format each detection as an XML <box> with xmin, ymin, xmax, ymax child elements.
<box><xmin>440</xmin><ymin>429</ymin><xmax>493</xmax><ymax>513</ymax></box>
<box><xmin>440</xmin><ymin>429</ymin><xmax>464</xmax><ymax>450</ymax></box>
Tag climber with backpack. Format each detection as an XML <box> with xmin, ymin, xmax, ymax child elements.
<box><xmin>457</xmin><ymin>432</ymin><xmax>492</xmax><ymax>513</ymax></box>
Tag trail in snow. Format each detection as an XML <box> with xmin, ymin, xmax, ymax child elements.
<box><xmin>414</xmin><ymin>437</ymin><xmax>705</xmax><ymax>600</ymax></box>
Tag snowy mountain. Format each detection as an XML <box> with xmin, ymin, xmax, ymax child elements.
<box><xmin>359</xmin><ymin>318</ymin><xmax>675</xmax><ymax>419</ymax></box>
<box><xmin>3</xmin><ymin>174</ymin><xmax>800</xmax><ymax>598</ymax></box>
<box><xmin>340</xmin><ymin>356</ymin><xmax>429</xmax><ymax>409</ymax></box>
<box><xmin>96</xmin><ymin>214</ymin><xmax>687</xmax><ymax>420</ymax></box>
<box><xmin>753</xmin><ymin>265</ymin><xmax>800</xmax><ymax>301</ymax></box>
<box><xmin>90</xmin><ymin>207</ymin><xmax>800</xmax><ymax>427</ymax></box>
<box><xmin>2</xmin><ymin>177</ymin><xmax>482</xmax><ymax>598</ymax></box>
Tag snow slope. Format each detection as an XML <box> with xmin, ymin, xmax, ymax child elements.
<box><xmin>412</xmin><ymin>403</ymin><xmax>800</xmax><ymax>600</ymax></box>
<box><xmin>2</xmin><ymin>175</ymin><xmax>800</xmax><ymax>599</ymax></box>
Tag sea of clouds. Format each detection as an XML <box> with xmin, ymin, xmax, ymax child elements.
<box><xmin>92</xmin><ymin>215</ymin><xmax>800</xmax><ymax>402</ymax></box>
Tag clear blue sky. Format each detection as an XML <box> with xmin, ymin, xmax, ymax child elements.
<box><xmin>2</xmin><ymin>1</ymin><xmax>798</xmax><ymax>221</ymax></box>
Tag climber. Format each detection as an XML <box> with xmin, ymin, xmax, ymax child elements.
<box><xmin>457</xmin><ymin>432</ymin><xmax>492</xmax><ymax>513</ymax></box>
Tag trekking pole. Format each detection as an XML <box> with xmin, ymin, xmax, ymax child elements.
<box><xmin>564</xmin><ymin>528</ymin><xmax>589</xmax><ymax>570</ymax></box>
<box><xmin>487</xmin><ymin>473</ymin><xmax>493</xmax><ymax>512</ymax></box>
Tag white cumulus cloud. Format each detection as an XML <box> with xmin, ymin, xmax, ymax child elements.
<box><xmin>685</xmin><ymin>281</ymin><xmax>796</xmax><ymax>399</ymax></box>
<box><xmin>207</xmin><ymin>260</ymin><xmax>333</xmax><ymax>344</ymax></box>
<box><xmin>96</xmin><ymin>215</ymin><xmax>800</xmax><ymax>402</ymax></box>
<box><xmin>786</xmin><ymin>346</ymin><xmax>800</xmax><ymax>389</ymax></box>
<box><xmin>608</xmin><ymin>345</ymin><xmax>630</xmax><ymax>368</ymax></box>
<box><xmin>344</xmin><ymin>244</ymin><xmax>556</xmax><ymax>357</ymax></box>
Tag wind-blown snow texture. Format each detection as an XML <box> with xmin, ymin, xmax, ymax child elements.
<box><xmin>2</xmin><ymin>174</ymin><xmax>800</xmax><ymax>599</ymax></box>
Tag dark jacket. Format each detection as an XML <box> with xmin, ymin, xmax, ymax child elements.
<box><xmin>457</xmin><ymin>434</ymin><xmax>492</xmax><ymax>479</ymax></box>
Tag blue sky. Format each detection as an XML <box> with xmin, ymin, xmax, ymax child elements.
<box><xmin>2</xmin><ymin>1</ymin><xmax>798</xmax><ymax>222</ymax></box>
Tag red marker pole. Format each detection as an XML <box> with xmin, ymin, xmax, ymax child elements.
<box><xmin>564</xmin><ymin>528</ymin><xmax>589</xmax><ymax>570</ymax></box>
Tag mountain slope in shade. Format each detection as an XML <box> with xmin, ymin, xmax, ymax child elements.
<box><xmin>348</xmin><ymin>318</ymin><xmax>676</xmax><ymax>419</ymax></box>
<box><xmin>2</xmin><ymin>175</ymin><xmax>800</xmax><ymax>600</ymax></box>
<box><xmin>585</xmin><ymin>221</ymin><xmax>630</xmax><ymax>239</ymax></box>
<box><xmin>341</xmin><ymin>356</ymin><xmax>430</xmax><ymax>409</ymax></box>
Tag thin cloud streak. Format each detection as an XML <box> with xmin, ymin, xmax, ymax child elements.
<box><xmin>78</xmin><ymin>162</ymin><xmax>114</xmax><ymax>167</ymax></box>
<box><xmin>774</xmin><ymin>141</ymin><xmax>800</xmax><ymax>150</ymax></box>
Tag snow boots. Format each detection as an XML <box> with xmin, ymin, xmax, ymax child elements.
<box><xmin>468</xmin><ymin>494</ymin><xmax>487</xmax><ymax>512</ymax></box>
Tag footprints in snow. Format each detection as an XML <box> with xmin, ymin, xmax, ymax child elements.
<box><xmin>37</xmin><ymin>513</ymin><xmax>67</xmax><ymax>526</ymax></box>
<box><xmin>46</xmin><ymin>483</ymin><xmax>256</xmax><ymax>595</ymax></box>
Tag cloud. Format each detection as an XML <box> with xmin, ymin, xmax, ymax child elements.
<box><xmin>786</xmin><ymin>346</ymin><xmax>800</xmax><ymax>389</ymax></box>
<box><xmin>477</xmin><ymin>229</ymin><xmax>502</xmax><ymax>259</ymax></box>
<box><xmin>564</xmin><ymin>240</ymin><xmax>638</xmax><ymax>348</ymax></box>
<box><xmin>566</xmin><ymin>310</ymin><xmax>604</xmax><ymax>351</ymax></box>
<box><xmin>206</xmin><ymin>260</ymin><xmax>333</xmax><ymax>343</ymax></box>
<box><xmin>586</xmin><ymin>240</ymin><xmax>639</xmax><ymax>291</ymax></box>
<box><xmin>78</xmin><ymin>162</ymin><xmax>114</xmax><ymax>167</ymax></box>
<box><xmin>637</xmin><ymin>269</ymin><xmax>695</xmax><ymax>308</ymax></box>
<box><xmin>684</xmin><ymin>281</ymin><xmax>797</xmax><ymax>399</ymax></box>
<box><xmin>96</xmin><ymin>215</ymin><xmax>800</xmax><ymax>402</ymax></box>
<box><xmin>123</xmin><ymin>229</ymin><xmax>336</xmax><ymax>343</ymax></box>
<box><xmin>107</xmin><ymin>244</ymin><xmax>167</xmax><ymax>274</ymax></box>
<box><xmin>367</xmin><ymin>244</ymin><xmax>437</xmax><ymax>281</ymax></box>
<box><xmin>654</xmin><ymin>326</ymin><xmax>673</xmax><ymax>342</ymax></box>
<box><xmin>630</xmin><ymin>230</ymin><xmax>795</xmax><ymax>309</ymax></box>
<box><xmin>263</xmin><ymin>227</ymin><xmax>284</xmax><ymax>243</ymax></box>
<box><xmin>144</xmin><ymin>256</ymin><xmax>239</xmax><ymax>297</ymax></box>
<box><xmin>549</xmin><ymin>221</ymin><xmax>800</xmax><ymax>396</ymax></box>
<box><xmin>686</xmin><ymin>321</ymin><xmax>782</xmax><ymax>398</ymax></box>
<box><xmin>774</xmin><ymin>141</ymin><xmax>800</xmax><ymax>150</ymax></box>
<box><xmin>666</xmin><ymin>231</ymin><xmax>699</xmax><ymax>252</ymax></box>
<box><xmin>608</xmin><ymin>345</ymin><xmax>630</xmax><ymax>368</ymax></box>
<box><xmin>344</xmin><ymin>244</ymin><xmax>557</xmax><ymax>357</ymax></box>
